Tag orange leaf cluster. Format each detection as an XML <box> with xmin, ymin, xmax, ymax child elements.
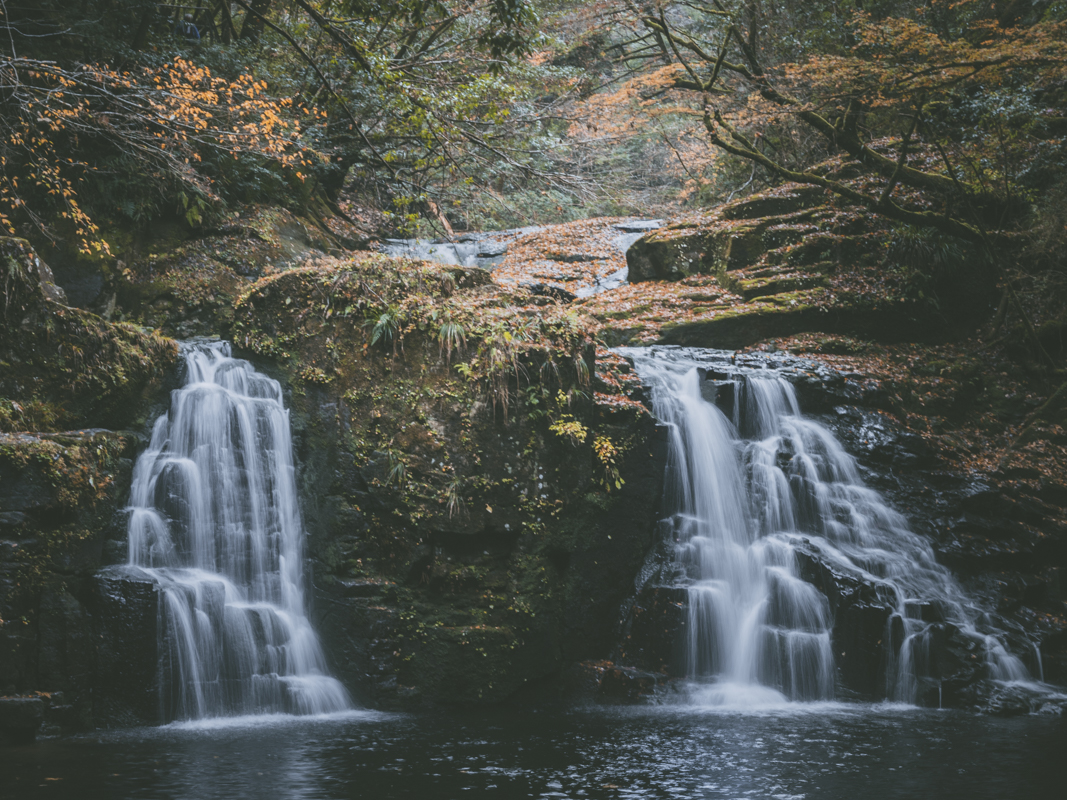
<box><xmin>0</xmin><ymin>57</ymin><xmax>311</xmax><ymax>253</ymax></box>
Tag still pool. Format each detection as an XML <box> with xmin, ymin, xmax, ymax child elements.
<box><xmin>2</xmin><ymin>703</ymin><xmax>1065</xmax><ymax>799</ymax></box>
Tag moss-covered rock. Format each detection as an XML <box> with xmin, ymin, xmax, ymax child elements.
<box><xmin>604</xmin><ymin>164</ymin><xmax>999</xmax><ymax>348</ymax></box>
<box><xmin>229</xmin><ymin>254</ymin><xmax>666</xmax><ymax>708</ymax></box>
<box><xmin>111</xmin><ymin>205</ymin><xmax>351</xmax><ymax>337</ymax></box>
<box><xmin>0</xmin><ymin>237</ymin><xmax>175</xmax><ymax>730</ymax></box>
<box><xmin>626</xmin><ymin>185</ymin><xmax>831</xmax><ymax>282</ymax></box>
<box><xmin>1</xmin><ymin>237</ymin><xmax>177</xmax><ymax>433</ymax></box>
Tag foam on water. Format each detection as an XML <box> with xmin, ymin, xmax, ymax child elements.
<box><xmin>163</xmin><ymin>709</ymin><xmax>380</xmax><ymax>733</ymax></box>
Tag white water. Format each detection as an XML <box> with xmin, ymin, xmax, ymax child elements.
<box><xmin>127</xmin><ymin>341</ymin><xmax>350</xmax><ymax>721</ymax></box>
<box><xmin>625</xmin><ymin>347</ymin><xmax>1033</xmax><ymax>705</ymax></box>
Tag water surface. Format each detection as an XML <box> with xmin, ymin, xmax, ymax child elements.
<box><xmin>3</xmin><ymin>705</ymin><xmax>1064</xmax><ymax>799</ymax></box>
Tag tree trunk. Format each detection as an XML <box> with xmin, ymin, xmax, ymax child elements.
<box><xmin>130</xmin><ymin>9</ymin><xmax>153</xmax><ymax>51</ymax></box>
<box><xmin>215</xmin><ymin>0</ymin><xmax>237</xmax><ymax>44</ymax></box>
<box><xmin>240</xmin><ymin>0</ymin><xmax>273</xmax><ymax>42</ymax></box>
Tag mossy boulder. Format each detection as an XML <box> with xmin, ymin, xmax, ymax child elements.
<box><xmin>229</xmin><ymin>254</ymin><xmax>666</xmax><ymax>707</ymax></box>
<box><xmin>608</xmin><ymin>160</ymin><xmax>999</xmax><ymax>348</ymax></box>
<box><xmin>626</xmin><ymin>185</ymin><xmax>831</xmax><ymax>282</ymax></box>
<box><xmin>656</xmin><ymin>290</ymin><xmax>947</xmax><ymax>350</ymax></box>
<box><xmin>112</xmin><ymin>205</ymin><xmax>351</xmax><ymax>337</ymax></box>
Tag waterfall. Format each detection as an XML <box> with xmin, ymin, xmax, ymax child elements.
<box><xmin>626</xmin><ymin>347</ymin><xmax>1033</xmax><ymax>705</ymax></box>
<box><xmin>126</xmin><ymin>341</ymin><xmax>350</xmax><ymax>721</ymax></box>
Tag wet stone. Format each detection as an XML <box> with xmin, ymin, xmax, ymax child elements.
<box><xmin>613</xmin><ymin>220</ymin><xmax>664</xmax><ymax>233</ymax></box>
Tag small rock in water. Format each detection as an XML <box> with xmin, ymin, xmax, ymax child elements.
<box><xmin>613</xmin><ymin>219</ymin><xmax>664</xmax><ymax>233</ymax></box>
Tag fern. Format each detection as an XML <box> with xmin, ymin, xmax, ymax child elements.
<box><xmin>437</xmin><ymin>317</ymin><xmax>467</xmax><ymax>362</ymax></box>
<box><xmin>368</xmin><ymin>308</ymin><xmax>400</xmax><ymax>349</ymax></box>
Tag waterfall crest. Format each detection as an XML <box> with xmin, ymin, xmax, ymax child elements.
<box><xmin>127</xmin><ymin>341</ymin><xmax>350</xmax><ymax>720</ymax></box>
<box><xmin>626</xmin><ymin>347</ymin><xmax>1033</xmax><ymax>705</ymax></box>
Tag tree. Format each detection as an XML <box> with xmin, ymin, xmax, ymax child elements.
<box><xmin>0</xmin><ymin>54</ymin><xmax>309</xmax><ymax>253</ymax></box>
<box><xmin>625</xmin><ymin>1</ymin><xmax>1067</xmax><ymax>244</ymax></box>
<box><xmin>223</xmin><ymin>0</ymin><xmax>575</xmax><ymax>233</ymax></box>
<box><xmin>0</xmin><ymin>1</ymin><xmax>570</xmax><ymax>240</ymax></box>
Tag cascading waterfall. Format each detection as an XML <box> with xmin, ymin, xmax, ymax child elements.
<box><xmin>626</xmin><ymin>347</ymin><xmax>1033</xmax><ymax>705</ymax></box>
<box><xmin>126</xmin><ymin>341</ymin><xmax>350</xmax><ymax>721</ymax></box>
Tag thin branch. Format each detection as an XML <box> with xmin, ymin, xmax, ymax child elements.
<box><xmin>229</xmin><ymin>0</ymin><xmax>393</xmax><ymax>179</ymax></box>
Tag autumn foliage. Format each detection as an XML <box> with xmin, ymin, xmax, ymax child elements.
<box><xmin>0</xmin><ymin>55</ymin><xmax>311</xmax><ymax>254</ymax></box>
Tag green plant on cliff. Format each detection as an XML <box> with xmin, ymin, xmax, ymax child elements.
<box><xmin>436</xmin><ymin>315</ymin><xmax>468</xmax><ymax>363</ymax></box>
<box><xmin>369</xmin><ymin>308</ymin><xmax>402</xmax><ymax>351</ymax></box>
<box><xmin>593</xmin><ymin>435</ymin><xmax>625</xmax><ymax>492</ymax></box>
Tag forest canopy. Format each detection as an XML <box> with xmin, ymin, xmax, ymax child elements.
<box><xmin>0</xmin><ymin>1</ymin><xmax>594</xmax><ymax>249</ymax></box>
<box><xmin>1</xmin><ymin>1</ymin><xmax>1065</xmax><ymax>268</ymax></box>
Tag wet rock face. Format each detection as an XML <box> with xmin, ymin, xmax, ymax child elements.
<box><xmin>112</xmin><ymin>205</ymin><xmax>367</xmax><ymax>338</ymax></box>
<box><xmin>792</xmin><ymin>543</ymin><xmax>893</xmax><ymax>699</ymax></box>
<box><xmin>626</xmin><ymin>185</ymin><xmax>831</xmax><ymax>284</ymax></box>
<box><xmin>0</xmin><ymin>433</ymin><xmax>160</xmax><ymax>733</ymax></box>
<box><xmin>617</xmin><ymin>582</ymin><xmax>688</xmax><ymax>677</ymax></box>
<box><xmin>0</xmin><ymin>435</ymin><xmax>176</xmax><ymax>735</ymax></box>
<box><xmin>89</xmin><ymin>569</ymin><xmax>160</xmax><ymax>725</ymax></box>
<box><xmin>811</xmin><ymin>409</ymin><xmax>1067</xmax><ymax>690</ymax></box>
<box><xmin>0</xmin><ymin>573</ymin><xmax>160</xmax><ymax>737</ymax></box>
<box><xmin>293</xmin><ymin>371</ymin><xmax>668</xmax><ymax>709</ymax></box>
<box><xmin>595</xmin><ymin>663</ymin><xmax>669</xmax><ymax>702</ymax></box>
<box><xmin>0</xmin><ymin>429</ymin><xmax>138</xmax><ymax>721</ymax></box>
<box><xmin>800</xmin><ymin>368</ymin><xmax>1067</xmax><ymax>704</ymax></box>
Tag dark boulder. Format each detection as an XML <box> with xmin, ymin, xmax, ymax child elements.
<box><xmin>618</xmin><ymin>584</ymin><xmax>688</xmax><ymax>677</ymax></box>
<box><xmin>794</xmin><ymin>542</ymin><xmax>894</xmax><ymax>698</ymax></box>
<box><xmin>88</xmin><ymin>567</ymin><xmax>161</xmax><ymax>725</ymax></box>
<box><xmin>0</xmin><ymin>696</ymin><xmax>44</xmax><ymax>744</ymax></box>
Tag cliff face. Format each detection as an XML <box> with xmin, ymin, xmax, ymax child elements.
<box><xmin>0</xmin><ymin>235</ymin><xmax>667</xmax><ymax>732</ymax></box>
<box><xmin>0</xmin><ymin>237</ymin><xmax>177</xmax><ymax>739</ymax></box>
<box><xmin>229</xmin><ymin>257</ymin><xmax>666</xmax><ymax>708</ymax></box>
<box><xmin>601</xmin><ymin>176</ymin><xmax>1067</xmax><ymax>708</ymax></box>
<box><xmin>3</xmin><ymin>182</ymin><xmax>1066</xmax><ymax>735</ymax></box>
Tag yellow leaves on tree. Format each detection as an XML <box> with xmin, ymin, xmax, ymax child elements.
<box><xmin>787</xmin><ymin>15</ymin><xmax>1067</xmax><ymax>110</ymax></box>
<box><xmin>0</xmin><ymin>57</ymin><xmax>310</xmax><ymax>254</ymax></box>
